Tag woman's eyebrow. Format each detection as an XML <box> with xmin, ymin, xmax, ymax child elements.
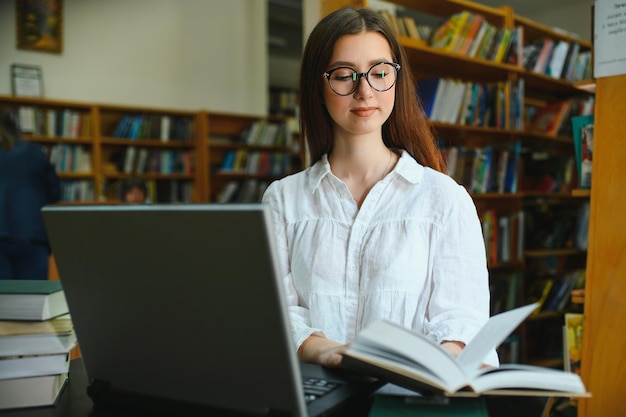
<box><xmin>327</xmin><ymin>58</ymin><xmax>391</xmax><ymax>69</ymax></box>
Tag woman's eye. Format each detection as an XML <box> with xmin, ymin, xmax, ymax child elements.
<box><xmin>333</xmin><ymin>74</ymin><xmax>354</xmax><ymax>82</ymax></box>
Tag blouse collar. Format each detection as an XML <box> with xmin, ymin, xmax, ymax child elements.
<box><xmin>307</xmin><ymin>150</ymin><xmax>425</xmax><ymax>193</ymax></box>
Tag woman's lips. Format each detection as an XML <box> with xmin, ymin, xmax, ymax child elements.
<box><xmin>351</xmin><ymin>107</ymin><xmax>377</xmax><ymax>117</ymax></box>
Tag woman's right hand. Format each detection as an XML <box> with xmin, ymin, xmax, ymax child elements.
<box><xmin>297</xmin><ymin>334</ymin><xmax>349</xmax><ymax>368</ymax></box>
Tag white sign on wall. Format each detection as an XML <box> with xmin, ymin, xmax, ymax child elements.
<box><xmin>594</xmin><ymin>0</ymin><xmax>626</xmax><ymax>78</ymax></box>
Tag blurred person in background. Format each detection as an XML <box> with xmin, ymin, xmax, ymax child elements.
<box><xmin>0</xmin><ymin>109</ymin><xmax>61</xmax><ymax>280</ymax></box>
<box><xmin>120</xmin><ymin>177</ymin><xmax>148</xmax><ymax>204</ymax></box>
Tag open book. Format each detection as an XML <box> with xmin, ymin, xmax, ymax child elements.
<box><xmin>341</xmin><ymin>303</ymin><xmax>588</xmax><ymax>397</ymax></box>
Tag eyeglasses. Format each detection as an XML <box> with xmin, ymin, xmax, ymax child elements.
<box><xmin>323</xmin><ymin>62</ymin><xmax>401</xmax><ymax>96</ymax></box>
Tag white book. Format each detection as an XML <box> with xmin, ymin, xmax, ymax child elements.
<box><xmin>457</xmin><ymin>81</ymin><xmax>476</xmax><ymax>125</ymax></box>
<box><xmin>547</xmin><ymin>40</ymin><xmax>570</xmax><ymax>79</ymax></box>
<box><xmin>438</xmin><ymin>79</ymin><xmax>459</xmax><ymax>124</ymax></box>
<box><xmin>467</xmin><ymin>21</ymin><xmax>489</xmax><ymax>58</ymax></box>
<box><xmin>342</xmin><ymin>303</ymin><xmax>588</xmax><ymax>397</ymax></box>
<box><xmin>160</xmin><ymin>116</ymin><xmax>171</xmax><ymax>142</ymax></box>
<box><xmin>18</xmin><ymin>106</ymin><xmax>35</xmax><ymax>133</ymax></box>
<box><xmin>449</xmin><ymin>81</ymin><xmax>471</xmax><ymax>124</ymax></box>
<box><xmin>123</xmin><ymin>146</ymin><xmax>137</xmax><ymax>174</ymax></box>
<box><xmin>46</xmin><ymin>109</ymin><xmax>57</xmax><ymax>137</ymax></box>
<box><xmin>0</xmin><ymin>353</ymin><xmax>71</xmax><ymax>380</ymax></box>
<box><xmin>217</xmin><ymin>181</ymin><xmax>239</xmax><ymax>203</ymax></box>
<box><xmin>69</xmin><ymin>111</ymin><xmax>81</xmax><ymax>138</ymax></box>
<box><xmin>0</xmin><ymin>315</ymin><xmax>76</xmax><ymax>357</ymax></box>
<box><xmin>0</xmin><ymin>373</ymin><xmax>68</xmax><ymax>410</ymax></box>
<box><xmin>75</xmin><ymin>146</ymin><xmax>92</xmax><ymax>173</ymax></box>
<box><xmin>430</xmin><ymin>78</ymin><xmax>450</xmax><ymax>122</ymax></box>
<box><xmin>136</xmin><ymin>148</ymin><xmax>149</xmax><ymax>173</ymax></box>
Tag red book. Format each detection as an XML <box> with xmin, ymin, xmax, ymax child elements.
<box><xmin>526</xmin><ymin>100</ymin><xmax>572</xmax><ymax>136</ymax></box>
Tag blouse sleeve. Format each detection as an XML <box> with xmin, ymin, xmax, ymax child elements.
<box><xmin>426</xmin><ymin>183</ymin><xmax>499</xmax><ymax>367</ymax></box>
<box><xmin>262</xmin><ymin>181</ymin><xmax>326</xmax><ymax>350</ymax></box>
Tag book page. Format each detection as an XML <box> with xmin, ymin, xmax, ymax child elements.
<box><xmin>457</xmin><ymin>303</ymin><xmax>538</xmax><ymax>374</ymax></box>
<box><xmin>469</xmin><ymin>363</ymin><xmax>586</xmax><ymax>395</ymax></box>
<box><xmin>348</xmin><ymin>320</ymin><xmax>468</xmax><ymax>391</ymax></box>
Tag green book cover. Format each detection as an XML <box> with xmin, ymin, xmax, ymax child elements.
<box><xmin>369</xmin><ymin>395</ymin><xmax>488</xmax><ymax>417</ymax></box>
<box><xmin>0</xmin><ymin>280</ymin><xmax>63</xmax><ymax>295</ymax></box>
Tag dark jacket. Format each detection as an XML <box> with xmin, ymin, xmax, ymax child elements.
<box><xmin>0</xmin><ymin>138</ymin><xmax>61</xmax><ymax>244</ymax></box>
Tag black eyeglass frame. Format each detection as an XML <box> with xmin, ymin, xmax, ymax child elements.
<box><xmin>322</xmin><ymin>62</ymin><xmax>401</xmax><ymax>96</ymax></box>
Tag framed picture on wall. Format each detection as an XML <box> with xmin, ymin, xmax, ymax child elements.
<box><xmin>11</xmin><ymin>64</ymin><xmax>44</xmax><ymax>97</ymax></box>
<box><xmin>16</xmin><ymin>0</ymin><xmax>63</xmax><ymax>54</ymax></box>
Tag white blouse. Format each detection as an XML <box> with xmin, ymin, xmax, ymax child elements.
<box><xmin>262</xmin><ymin>150</ymin><xmax>498</xmax><ymax>366</ymax></box>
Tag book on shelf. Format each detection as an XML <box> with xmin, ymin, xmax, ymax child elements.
<box><xmin>0</xmin><ymin>373</ymin><xmax>68</xmax><ymax>410</ymax></box>
<box><xmin>0</xmin><ymin>280</ymin><xmax>69</xmax><ymax>321</ymax></box>
<box><xmin>481</xmin><ymin>211</ymin><xmax>524</xmax><ymax>266</ymax></box>
<box><xmin>532</xmin><ymin>39</ymin><xmax>555</xmax><ymax>75</ymax></box>
<box><xmin>217</xmin><ymin>181</ymin><xmax>240</xmax><ymax>203</ymax></box>
<box><xmin>526</xmin><ymin>100</ymin><xmax>572</xmax><ymax>137</ymax></box>
<box><xmin>541</xmin><ymin>270</ymin><xmax>584</xmax><ymax>313</ymax></box>
<box><xmin>571</xmin><ymin>114</ymin><xmax>594</xmax><ymax>189</ymax></box>
<box><xmin>564</xmin><ymin>313</ymin><xmax>584</xmax><ymax>375</ymax></box>
<box><xmin>492</xmin><ymin>28</ymin><xmax>513</xmax><ymax>63</ymax></box>
<box><xmin>525</xmin><ymin>279</ymin><xmax>554</xmax><ymax>314</ymax></box>
<box><xmin>15</xmin><ymin>106</ymin><xmax>88</xmax><ymax>138</ymax></box>
<box><xmin>503</xmin><ymin>26</ymin><xmax>523</xmax><ymax>66</ymax></box>
<box><xmin>416</xmin><ymin>77</ymin><xmax>443</xmax><ymax>119</ymax></box>
<box><xmin>490</xmin><ymin>272</ymin><xmax>522</xmax><ymax>316</ymax></box>
<box><xmin>547</xmin><ymin>40</ymin><xmax>571</xmax><ymax>79</ymax></box>
<box><xmin>0</xmin><ymin>314</ymin><xmax>75</xmax><ymax>356</ymax></box>
<box><xmin>457</xmin><ymin>14</ymin><xmax>485</xmax><ymax>56</ymax></box>
<box><xmin>340</xmin><ymin>303</ymin><xmax>587</xmax><ymax>397</ymax></box>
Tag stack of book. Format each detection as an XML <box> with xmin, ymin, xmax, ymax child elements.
<box><xmin>0</xmin><ymin>280</ymin><xmax>75</xmax><ymax>410</ymax></box>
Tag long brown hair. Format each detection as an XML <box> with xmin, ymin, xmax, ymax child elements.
<box><xmin>299</xmin><ymin>7</ymin><xmax>446</xmax><ymax>173</ymax></box>
<box><xmin>0</xmin><ymin>110</ymin><xmax>20</xmax><ymax>152</ymax></box>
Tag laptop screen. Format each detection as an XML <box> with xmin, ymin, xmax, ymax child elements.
<box><xmin>43</xmin><ymin>204</ymin><xmax>309</xmax><ymax>416</ymax></box>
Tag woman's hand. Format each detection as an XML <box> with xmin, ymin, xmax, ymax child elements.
<box><xmin>441</xmin><ymin>340</ymin><xmax>465</xmax><ymax>356</ymax></box>
<box><xmin>298</xmin><ymin>334</ymin><xmax>349</xmax><ymax>368</ymax></box>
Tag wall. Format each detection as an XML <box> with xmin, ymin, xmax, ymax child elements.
<box><xmin>512</xmin><ymin>0</ymin><xmax>592</xmax><ymax>41</ymax></box>
<box><xmin>0</xmin><ymin>0</ymin><xmax>268</xmax><ymax>115</ymax></box>
<box><xmin>477</xmin><ymin>0</ymin><xmax>592</xmax><ymax>40</ymax></box>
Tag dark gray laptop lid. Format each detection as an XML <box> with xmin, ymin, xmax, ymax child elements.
<box><xmin>42</xmin><ymin>204</ymin><xmax>308</xmax><ymax>417</ymax></box>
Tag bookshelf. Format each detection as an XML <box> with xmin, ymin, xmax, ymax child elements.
<box><xmin>321</xmin><ymin>0</ymin><xmax>594</xmax><ymax>367</ymax></box>
<box><xmin>96</xmin><ymin>104</ymin><xmax>199</xmax><ymax>203</ymax></box>
<box><xmin>0</xmin><ymin>96</ymin><xmax>96</xmax><ymax>202</ymax></box>
<box><xmin>203</xmin><ymin>111</ymin><xmax>302</xmax><ymax>203</ymax></box>
<box><xmin>577</xmin><ymin>74</ymin><xmax>626</xmax><ymax>417</ymax></box>
<box><xmin>1</xmin><ymin>96</ymin><xmax>302</xmax><ymax>204</ymax></box>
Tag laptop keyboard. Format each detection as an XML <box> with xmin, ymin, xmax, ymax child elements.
<box><xmin>302</xmin><ymin>376</ymin><xmax>342</xmax><ymax>403</ymax></box>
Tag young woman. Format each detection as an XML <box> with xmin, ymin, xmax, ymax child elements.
<box><xmin>262</xmin><ymin>7</ymin><xmax>497</xmax><ymax>369</ymax></box>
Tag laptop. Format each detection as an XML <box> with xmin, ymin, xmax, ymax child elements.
<box><xmin>42</xmin><ymin>204</ymin><xmax>382</xmax><ymax>417</ymax></box>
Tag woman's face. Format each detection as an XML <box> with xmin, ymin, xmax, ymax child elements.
<box><xmin>322</xmin><ymin>31</ymin><xmax>396</xmax><ymax>140</ymax></box>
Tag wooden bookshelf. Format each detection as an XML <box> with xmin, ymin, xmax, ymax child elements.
<box><xmin>203</xmin><ymin>111</ymin><xmax>302</xmax><ymax>203</ymax></box>
<box><xmin>0</xmin><ymin>96</ymin><xmax>97</xmax><ymax>202</ymax></box>
<box><xmin>577</xmin><ymin>74</ymin><xmax>626</xmax><ymax>417</ymax></box>
<box><xmin>322</xmin><ymin>0</ymin><xmax>593</xmax><ymax>368</ymax></box>
<box><xmin>1</xmin><ymin>96</ymin><xmax>301</xmax><ymax>204</ymax></box>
